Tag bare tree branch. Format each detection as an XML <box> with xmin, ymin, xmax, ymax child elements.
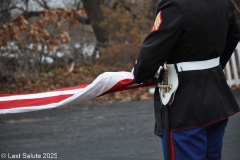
<box><xmin>0</xmin><ymin>0</ymin><xmax>13</xmax><ymax>25</ymax></box>
<box><xmin>19</xmin><ymin>9</ymin><xmax>90</xmax><ymax>25</ymax></box>
<box><xmin>35</xmin><ymin>0</ymin><xmax>49</xmax><ymax>9</ymax></box>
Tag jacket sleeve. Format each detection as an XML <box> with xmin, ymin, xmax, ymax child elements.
<box><xmin>220</xmin><ymin>1</ymin><xmax>240</xmax><ymax>68</ymax></box>
<box><xmin>133</xmin><ymin>0</ymin><xmax>183</xmax><ymax>83</ymax></box>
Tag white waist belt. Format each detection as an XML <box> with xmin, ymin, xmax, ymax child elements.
<box><xmin>175</xmin><ymin>57</ymin><xmax>220</xmax><ymax>72</ymax></box>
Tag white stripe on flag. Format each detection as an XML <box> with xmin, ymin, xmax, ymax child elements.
<box><xmin>0</xmin><ymin>71</ymin><xmax>141</xmax><ymax>114</ymax></box>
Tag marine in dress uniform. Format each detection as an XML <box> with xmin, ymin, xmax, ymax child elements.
<box><xmin>133</xmin><ymin>0</ymin><xmax>240</xmax><ymax>159</ymax></box>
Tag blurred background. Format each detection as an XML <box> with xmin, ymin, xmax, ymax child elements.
<box><xmin>0</xmin><ymin>0</ymin><xmax>158</xmax><ymax>96</ymax></box>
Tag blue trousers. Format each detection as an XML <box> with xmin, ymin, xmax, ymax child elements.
<box><xmin>162</xmin><ymin>119</ymin><xmax>228</xmax><ymax>160</ymax></box>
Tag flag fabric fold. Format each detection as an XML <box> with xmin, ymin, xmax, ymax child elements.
<box><xmin>0</xmin><ymin>71</ymin><xmax>155</xmax><ymax>114</ymax></box>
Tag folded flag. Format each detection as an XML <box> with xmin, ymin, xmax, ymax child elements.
<box><xmin>0</xmin><ymin>71</ymin><xmax>155</xmax><ymax>114</ymax></box>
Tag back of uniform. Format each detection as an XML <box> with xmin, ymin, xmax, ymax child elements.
<box><xmin>133</xmin><ymin>0</ymin><xmax>240</xmax><ymax>159</ymax></box>
<box><xmin>134</xmin><ymin>0</ymin><xmax>240</xmax><ymax>130</ymax></box>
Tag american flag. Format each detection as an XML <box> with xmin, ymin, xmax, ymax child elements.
<box><xmin>0</xmin><ymin>71</ymin><xmax>155</xmax><ymax>114</ymax></box>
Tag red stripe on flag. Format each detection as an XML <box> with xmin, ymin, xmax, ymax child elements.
<box><xmin>102</xmin><ymin>79</ymin><xmax>135</xmax><ymax>95</ymax></box>
<box><xmin>0</xmin><ymin>94</ymin><xmax>72</xmax><ymax>109</ymax></box>
<box><xmin>101</xmin><ymin>78</ymin><xmax>156</xmax><ymax>96</ymax></box>
<box><xmin>49</xmin><ymin>84</ymin><xmax>89</xmax><ymax>91</ymax></box>
<box><xmin>0</xmin><ymin>84</ymin><xmax>89</xmax><ymax>97</ymax></box>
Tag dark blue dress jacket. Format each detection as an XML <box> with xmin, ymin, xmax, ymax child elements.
<box><xmin>134</xmin><ymin>0</ymin><xmax>240</xmax><ymax>130</ymax></box>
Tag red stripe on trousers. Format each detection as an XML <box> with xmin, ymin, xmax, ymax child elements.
<box><xmin>170</xmin><ymin>131</ymin><xmax>176</xmax><ymax>160</ymax></box>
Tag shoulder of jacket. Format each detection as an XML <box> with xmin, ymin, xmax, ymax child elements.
<box><xmin>227</xmin><ymin>0</ymin><xmax>236</xmax><ymax>11</ymax></box>
<box><xmin>157</xmin><ymin>0</ymin><xmax>182</xmax><ymax>13</ymax></box>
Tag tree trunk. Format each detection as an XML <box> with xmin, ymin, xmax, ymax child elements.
<box><xmin>82</xmin><ymin>0</ymin><xmax>108</xmax><ymax>44</ymax></box>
